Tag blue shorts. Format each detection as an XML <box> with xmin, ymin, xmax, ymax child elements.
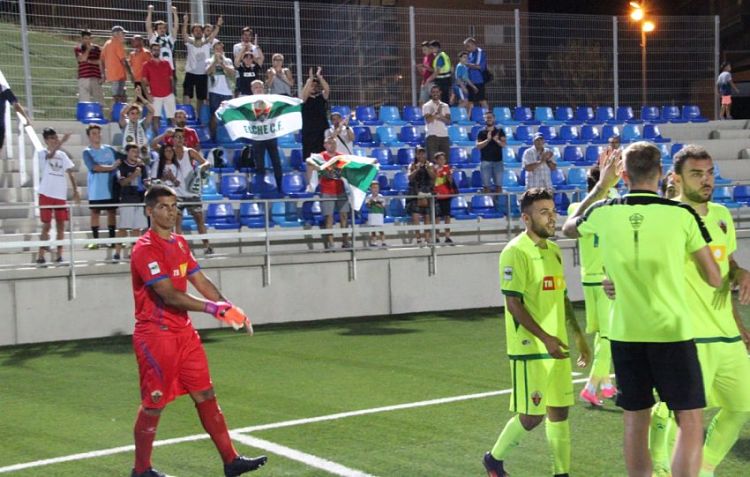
<box><xmin>209</xmin><ymin>93</ymin><xmax>232</xmax><ymax>114</ymax></box>
<box><xmin>453</xmin><ymin>85</ymin><xmax>467</xmax><ymax>101</ymax></box>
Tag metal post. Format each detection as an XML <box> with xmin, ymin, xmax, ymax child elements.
<box><xmin>429</xmin><ymin>196</ymin><xmax>436</xmax><ymax>276</ymax></box>
<box><xmin>17</xmin><ymin>122</ymin><xmax>26</xmax><ymax>186</ymax></box>
<box><xmin>294</xmin><ymin>2</ymin><xmax>304</xmax><ymax>97</ymax></box>
<box><xmin>505</xmin><ymin>192</ymin><xmax>511</xmax><ymax>239</ymax></box>
<box><xmin>166</xmin><ymin>0</ymin><xmax>174</xmax><ymax>37</ymax></box>
<box><xmin>714</xmin><ymin>16</ymin><xmax>720</xmax><ymax>120</ymax></box>
<box><xmin>68</xmin><ymin>204</ymin><xmax>77</xmax><ymax>300</ymax></box>
<box><xmin>409</xmin><ymin>7</ymin><xmax>417</xmax><ymax>107</ymax></box>
<box><xmin>514</xmin><ymin>9</ymin><xmax>522</xmax><ymax>107</ymax></box>
<box><xmin>18</xmin><ymin>0</ymin><xmax>34</xmax><ymax>119</ymax></box>
<box><xmin>613</xmin><ymin>16</ymin><xmax>619</xmax><ymax>110</ymax></box>
<box><xmin>4</xmin><ymin>103</ymin><xmax>12</xmax><ymax>159</ymax></box>
<box><xmin>641</xmin><ymin>30</ymin><xmax>647</xmax><ymax>107</ymax></box>
<box><xmin>263</xmin><ymin>200</ymin><xmax>271</xmax><ymax>286</ymax></box>
<box><xmin>349</xmin><ymin>206</ymin><xmax>357</xmax><ymax>281</ymax></box>
<box><xmin>190</xmin><ymin>0</ymin><xmax>205</xmax><ymax>24</ymax></box>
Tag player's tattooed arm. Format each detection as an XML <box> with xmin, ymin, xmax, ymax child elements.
<box><xmin>728</xmin><ymin>255</ymin><xmax>750</xmax><ymax>305</ymax></box>
<box><xmin>565</xmin><ymin>297</ymin><xmax>590</xmax><ymax>368</ymax></box>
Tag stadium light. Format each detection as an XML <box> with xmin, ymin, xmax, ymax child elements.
<box><xmin>628</xmin><ymin>1</ymin><xmax>653</xmax><ymax>106</ymax></box>
<box><xmin>642</xmin><ymin>20</ymin><xmax>655</xmax><ymax>32</ymax></box>
<box><xmin>630</xmin><ymin>8</ymin><xmax>644</xmax><ymax>21</ymax></box>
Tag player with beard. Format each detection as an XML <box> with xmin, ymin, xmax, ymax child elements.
<box><xmin>483</xmin><ymin>188</ymin><xmax>590</xmax><ymax>477</ymax></box>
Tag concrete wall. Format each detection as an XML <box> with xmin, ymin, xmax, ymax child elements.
<box><xmin>4</xmin><ymin>232</ymin><xmax>750</xmax><ymax>347</ymax></box>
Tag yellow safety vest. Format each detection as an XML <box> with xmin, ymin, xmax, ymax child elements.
<box><xmin>433</xmin><ymin>51</ymin><xmax>451</xmax><ymax>78</ymax></box>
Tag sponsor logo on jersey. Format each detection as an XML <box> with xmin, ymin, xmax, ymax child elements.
<box><xmin>179</xmin><ymin>262</ymin><xmax>187</xmax><ymax>277</ymax></box>
<box><xmin>148</xmin><ymin>261</ymin><xmax>160</xmax><ymax>275</ymax></box>
<box><xmin>710</xmin><ymin>244</ymin><xmax>726</xmax><ymax>262</ymax></box>
<box><xmin>531</xmin><ymin>391</ymin><xmax>542</xmax><ymax>406</ymax></box>
<box><xmin>504</xmin><ymin>266</ymin><xmax>513</xmax><ymax>281</ymax></box>
<box><xmin>542</xmin><ymin>275</ymin><xmax>565</xmax><ymax>291</ymax></box>
<box><xmin>150</xmin><ymin>390</ymin><xmax>163</xmax><ymax>403</ymax></box>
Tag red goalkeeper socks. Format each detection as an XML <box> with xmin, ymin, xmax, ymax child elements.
<box><xmin>133</xmin><ymin>407</ymin><xmax>161</xmax><ymax>473</ymax></box>
<box><xmin>196</xmin><ymin>397</ymin><xmax>239</xmax><ymax>464</ymax></box>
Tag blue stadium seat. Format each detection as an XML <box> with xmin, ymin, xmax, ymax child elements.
<box><xmin>397</xmin><ymin>147</ymin><xmax>415</xmax><ymax>165</ymax></box>
<box><xmin>371</xmin><ymin>147</ymin><xmax>393</xmax><ymax>166</ymax></box>
<box><xmin>452</xmin><ymin>170</ymin><xmax>470</xmax><ymax>193</ymax></box>
<box><xmin>201</xmin><ymin>173</ymin><xmax>223</xmax><ymax>200</ymax></box>
<box><xmin>621</xmin><ymin>124</ymin><xmax>642</xmax><ymax>143</ymax></box>
<box><xmin>300</xmin><ymin>201</ymin><xmax>323</xmax><ymax>226</ymax></box>
<box><xmin>682</xmin><ymin>105</ymin><xmax>708</xmax><ymax>123</ymax></box>
<box><xmin>514</xmin><ymin>106</ymin><xmax>540</xmax><ymax>125</ymax></box>
<box><xmin>470</xmin><ymin>170</ymin><xmax>483</xmax><ymax>188</ymax></box>
<box><xmin>555</xmin><ymin>106</ymin><xmax>579</xmax><ymax>125</ymax></box>
<box><xmin>252</xmin><ymin>171</ymin><xmax>282</xmax><ymax>199</ymax></box>
<box><xmin>110</xmin><ymin>102</ymin><xmax>128</xmax><ymax>122</ymax></box>
<box><xmin>220</xmin><ymin>174</ymin><xmax>249</xmax><ymax>200</ymax></box>
<box><xmin>671</xmin><ymin>143</ymin><xmax>684</xmax><ymax>157</ymax></box>
<box><xmin>595</xmin><ymin>106</ymin><xmax>615</xmax><ymax>124</ymax></box>
<box><xmin>470</xmin><ymin>106</ymin><xmax>488</xmax><ymax>124</ymax></box>
<box><xmin>579</xmin><ymin>125</ymin><xmax>600</xmax><ymax>143</ymax></box>
<box><xmin>376</xmin><ymin>126</ymin><xmax>404</xmax><ymax>147</ymax></box>
<box><xmin>713</xmin><ymin>162</ymin><xmax>732</xmax><ymax>186</ymax></box>
<box><xmin>379</xmin><ymin>105</ymin><xmax>407</xmax><ymax>125</ymax></box>
<box><xmin>584</xmin><ymin>145</ymin><xmax>604</xmax><ymax>166</ymax></box>
<box><xmin>504</xmin><ymin>126</ymin><xmax>521</xmax><ymax>145</ymax></box>
<box><xmin>559</xmin><ymin>125</ymin><xmax>580</xmax><ymax>143</ymax></box>
<box><xmin>216</xmin><ymin>125</ymin><xmax>246</xmax><ymax>148</ymax></box>
<box><xmin>271</xmin><ymin>202</ymin><xmax>302</xmax><ymax>227</ymax></box>
<box><xmin>387</xmin><ymin>197</ymin><xmax>407</xmax><ymax>221</ymax></box>
<box><xmin>551</xmin><ymin>169</ymin><xmax>573</xmax><ymax>190</ymax></box>
<box><xmin>713</xmin><ymin>187</ymin><xmax>740</xmax><ymax>208</ymax></box>
<box><xmin>468</xmin><ymin>147</ymin><xmax>481</xmax><ymax>164</ymax></box>
<box><xmin>534</xmin><ymin>106</ymin><xmax>561</xmax><ymax>125</ymax></box>
<box><xmin>497</xmin><ymin>193</ymin><xmax>521</xmax><ymax>218</ymax></box>
<box><xmin>377</xmin><ymin>174</ymin><xmax>390</xmax><ymax>192</ymax></box>
<box><xmin>278</xmin><ymin>132</ymin><xmax>301</xmax><ymax>148</ymax></box>
<box><xmin>398</xmin><ymin>126</ymin><xmax>422</xmax><ymax>146</ymax></box>
<box><xmin>196</xmin><ymin>126</ymin><xmax>215</xmax><ymax>148</ymax></box>
<box><xmin>76</xmin><ymin>102</ymin><xmax>108</xmax><ymax>124</ymax></box>
<box><xmin>563</xmin><ymin>146</ymin><xmax>584</xmax><ymax>164</ymax></box>
<box><xmin>471</xmin><ymin>195</ymin><xmax>503</xmax><ymax>219</ymax></box>
<box><xmin>451</xmin><ymin>196</ymin><xmax>477</xmax><ymax>220</ymax></box>
<box><xmin>642</xmin><ymin>124</ymin><xmax>670</xmax><ymax>143</ymax></box>
<box><xmin>566</xmin><ymin>167</ymin><xmax>588</xmax><ymax>189</ymax></box>
<box><xmin>469</xmin><ymin>124</ymin><xmax>483</xmax><ymax>141</ymax></box>
<box><xmin>502</xmin><ymin>170</ymin><xmax>525</xmax><ymax>192</ymax></box>
<box><xmin>538</xmin><ymin>125</ymin><xmax>562</xmax><ymax>144</ymax></box>
<box><xmin>289</xmin><ymin>149</ymin><xmax>305</xmax><ymax>171</ymax></box>
<box><xmin>206</xmin><ymin>203</ymin><xmax>240</xmax><ymax>229</ymax></box>
<box><xmin>450</xmin><ymin>106</ymin><xmax>473</xmax><ymax>125</ymax></box>
<box><xmin>331</xmin><ymin>105</ymin><xmax>356</xmax><ymax>124</ymax></box>
<box><xmin>176</xmin><ymin>104</ymin><xmax>199</xmax><ymax>125</ymax></box>
<box><xmin>391</xmin><ymin>172</ymin><xmax>409</xmax><ymax>192</ymax></box>
<box><xmin>575</xmin><ymin>106</ymin><xmax>595</xmax><ymax>123</ymax></box>
<box><xmin>554</xmin><ymin>192</ymin><xmax>571</xmax><ymax>215</ymax></box>
<box><xmin>353</xmin><ymin>126</ymin><xmax>378</xmax><ymax>147</ymax></box>
<box><xmin>600</xmin><ymin>125</ymin><xmax>620</xmax><ymax>143</ymax></box>
<box><xmin>355</xmin><ymin>106</ymin><xmax>382</xmax><ymax>125</ymax></box>
<box><xmin>493</xmin><ymin>107</ymin><xmax>519</xmax><ymax>126</ymax></box>
<box><xmin>448</xmin><ymin>125</ymin><xmax>474</xmax><ymax>146</ymax></box>
<box><xmin>199</xmin><ymin>103</ymin><xmax>211</xmax><ymax>126</ymax></box>
<box><xmin>733</xmin><ymin>185</ymin><xmax>750</xmax><ymax>205</ymax></box>
<box><xmin>503</xmin><ymin>147</ymin><xmax>518</xmax><ymax>163</ymax></box>
<box><xmin>282</xmin><ymin>172</ymin><xmax>313</xmax><ymax>198</ymax></box>
<box><xmin>616</xmin><ymin>106</ymin><xmax>641</xmax><ymax>124</ymax></box>
<box><xmin>353</xmin><ymin>146</ymin><xmax>367</xmax><ymax>157</ymax></box>
<box><xmin>181</xmin><ymin>208</ymin><xmax>196</xmax><ymax>231</ymax></box>
<box><xmin>661</xmin><ymin>105</ymin><xmax>688</xmax><ymax>123</ymax></box>
<box><xmin>402</xmin><ymin>105</ymin><xmax>425</xmax><ymax>125</ymax></box>
<box><xmin>450</xmin><ymin>147</ymin><xmax>472</xmax><ymax>168</ymax></box>
<box><xmin>658</xmin><ymin>144</ymin><xmax>672</xmax><ymax>164</ymax></box>
<box><xmin>514</xmin><ymin>125</ymin><xmax>533</xmax><ymax>144</ymax></box>
<box><xmin>640</xmin><ymin>105</ymin><xmax>666</xmax><ymax>124</ymax></box>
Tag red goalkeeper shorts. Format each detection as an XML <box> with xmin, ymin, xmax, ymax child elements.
<box><xmin>133</xmin><ymin>325</ymin><xmax>213</xmax><ymax>409</ymax></box>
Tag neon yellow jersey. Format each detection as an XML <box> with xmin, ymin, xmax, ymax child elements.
<box><xmin>568</xmin><ymin>202</ymin><xmax>605</xmax><ymax>285</ymax></box>
<box><xmin>576</xmin><ymin>191</ymin><xmax>711</xmax><ymax>342</ymax></box>
<box><xmin>499</xmin><ymin>232</ymin><xmax>568</xmax><ymax>357</ymax></box>
<box><xmin>686</xmin><ymin>202</ymin><xmax>739</xmax><ymax>341</ymax></box>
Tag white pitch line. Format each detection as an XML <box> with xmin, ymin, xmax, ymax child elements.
<box><xmin>0</xmin><ymin>377</ymin><xmax>590</xmax><ymax>474</ymax></box>
<box><xmin>231</xmin><ymin>434</ymin><xmax>376</xmax><ymax>477</ymax></box>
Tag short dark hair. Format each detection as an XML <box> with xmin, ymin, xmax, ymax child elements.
<box><xmin>85</xmin><ymin>124</ymin><xmax>101</xmax><ymax>136</ymax></box>
<box><xmin>420</xmin><ymin>40</ymin><xmax>430</xmax><ymax>47</ymax></box>
<box><xmin>721</xmin><ymin>61</ymin><xmax>731</xmax><ymax>71</ymax></box>
<box><xmin>42</xmin><ymin>127</ymin><xmax>57</xmax><ymax>139</ymax></box>
<box><xmin>587</xmin><ymin>165</ymin><xmax>600</xmax><ymax>192</ymax></box>
<box><xmin>519</xmin><ymin>188</ymin><xmax>553</xmax><ymax>213</ymax></box>
<box><xmin>623</xmin><ymin>141</ymin><xmax>662</xmax><ymax>184</ymax></box>
<box><xmin>81</xmin><ymin>30</ymin><xmax>92</xmax><ymax>38</ymax></box>
<box><xmin>458</xmin><ymin>51</ymin><xmax>468</xmax><ymax>58</ymax></box>
<box><xmin>145</xmin><ymin>183</ymin><xmax>177</xmax><ymax>208</ymax></box>
<box><xmin>673</xmin><ymin>144</ymin><xmax>712</xmax><ymax>175</ymax></box>
<box><xmin>241</xmin><ymin>26</ymin><xmax>253</xmax><ymax>34</ymax></box>
<box><xmin>463</xmin><ymin>37</ymin><xmax>477</xmax><ymax>45</ymax></box>
<box><xmin>124</xmin><ymin>143</ymin><xmax>138</xmax><ymax>152</ymax></box>
<box><xmin>173</xmin><ymin>127</ymin><xmax>185</xmax><ymax>136</ymax></box>
<box><xmin>429</xmin><ymin>40</ymin><xmax>441</xmax><ymax>48</ymax></box>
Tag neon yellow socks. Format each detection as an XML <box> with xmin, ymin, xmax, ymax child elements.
<box><xmin>545</xmin><ymin>419</ymin><xmax>571</xmax><ymax>475</ymax></box>
<box><xmin>490</xmin><ymin>415</ymin><xmax>528</xmax><ymax>460</ymax></box>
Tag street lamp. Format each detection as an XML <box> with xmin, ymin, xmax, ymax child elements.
<box><xmin>629</xmin><ymin>2</ymin><xmax>656</xmax><ymax>106</ymax></box>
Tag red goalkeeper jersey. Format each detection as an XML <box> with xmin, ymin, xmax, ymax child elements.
<box><xmin>131</xmin><ymin>229</ymin><xmax>201</xmax><ymax>331</ymax></box>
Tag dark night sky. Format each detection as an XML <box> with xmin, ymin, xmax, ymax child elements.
<box><xmin>527</xmin><ymin>1</ymin><xmax>689</xmax><ymax>16</ymax></box>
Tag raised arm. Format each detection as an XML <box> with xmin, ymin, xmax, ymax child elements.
<box><xmin>316</xmin><ymin>67</ymin><xmax>330</xmax><ymax>100</ymax></box>
<box><xmin>181</xmin><ymin>14</ymin><xmax>192</xmax><ymax>44</ymax></box>
<box><xmin>145</xmin><ymin>4</ymin><xmax>154</xmax><ymax>38</ymax></box>
<box><xmin>170</xmin><ymin>6</ymin><xmax>179</xmax><ymax>38</ymax></box>
<box><xmin>206</xmin><ymin>16</ymin><xmax>222</xmax><ymax>43</ymax></box>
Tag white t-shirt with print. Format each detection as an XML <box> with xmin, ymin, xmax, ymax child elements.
<box><xmin>206</xmin><ymin>57</ymin><xmax>234</xmax><ymax>96</ymax></box>
<box><xmin>150</xmin><ymin>33</ymin><xmax>175</xmax><ymax>70</ymax></box>
<box><xmin>38</xmin><ymin>150</ymin><xmax>75</xmax><ymax>200</ymax></box>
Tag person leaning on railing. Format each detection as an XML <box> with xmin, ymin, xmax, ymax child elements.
<box><xmin>0</xmin><ymin>69</ymin><xmax>32</xmax><ymax>157</ymax></box>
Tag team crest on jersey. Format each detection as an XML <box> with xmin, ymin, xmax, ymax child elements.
<box><xmin>504</xmin><ymin>267</ymin><xmax>513</xmax><ymax>281</ymax></box>
<box><xmin>151</xmin><ymin>390</ymin><xmax>163</xmax><ymax>404</ymax></box>
<box><xmin>718</xmin><ymin>220</ymin><xmax>727</xmax><ymax>234</ymax></box>
<box><xmin>177</xmin><ymin>240</ymin><xmax>186</xmax><ymax>252</ymax></box>
<box><xmin>531</xmin><ymin>391</ymin><xmax>542</xmax><ymax>406</ymax></box>
<box><xmin>629</xmin><ymin>213</ymin><xmax>644</xmax><ymax>230</ymax></box>
<box><xmin>522</xmin><ymin>339</ymin><xmax>531</xmax><ymax>346</ymax></box>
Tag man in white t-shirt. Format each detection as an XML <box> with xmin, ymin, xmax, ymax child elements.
<box><xmin>324</xmin><ymin>111</ymin><xmax>354</xmax><ymax>155</ymax></box>
<box><xmin>181</xmin><ymin>13</ymin><xmax>222</xmax><ymax>113</ymax></box>
<box><xmin>233</xmin><ymin>27</ymin><xmax>264</xmax><ymax>67</ymax></box>
<box><xmin>145</xmin><ymin>4</ymin><xmax>178</xmax><ymax>90</ymax></box>
<box><xmin>422</xmin><ymin>84</ymin><xmax>451</xmax><ymax>162</ymax></box>
<box><xmin>37</xmin><ymin>128</ymin><xmax>79</xmax><ymax>265</ymax></box>
<box><xmin>205</xmin><ymin>40</ymin><xmax>235</xmax><ymax>139</ymax></box>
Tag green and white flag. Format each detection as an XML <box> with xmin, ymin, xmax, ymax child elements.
<box><xmin>215</xmin><ymin>94</ymin><xmax>303</xmax><ymax>141</ymax></box>
<box><xmin>306</xmin><ymin>154</ymin><xmax>380</xmax><ymax>211</ymax></box>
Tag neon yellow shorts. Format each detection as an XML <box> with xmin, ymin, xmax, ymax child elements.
<box><xmin>697</xmin><ymin>340</ymin><xmax>750</xmax><ymax>411</ymax></box>
<box><xmin>583</xmin><ymin>285</ymin><xmax>611</xmax><ymax>336</ymax></box>
<box><xmin>508</xmin><ymin>356</ymin><xmax>574</xmax><ymax>415</ymax></box>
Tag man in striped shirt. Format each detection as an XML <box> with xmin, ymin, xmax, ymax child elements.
<box><xmin>75</xmin><ymin>30</ymin><xmax>104</xmax><ymax>104</ymax></box>
<box><xmin>522</xmin><ymin>133</ymin><xmax>556</xmax><ymax>191</ymax></box>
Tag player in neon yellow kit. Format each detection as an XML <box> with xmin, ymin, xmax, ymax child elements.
<box><xmin>648</xmin><ymin>145</ymin><xmax>750</xmax><ymax>477</ymax></box>
<box><xmin>483</xmin><ymin>188</ymin><xmax>590</xmax><ymax>477</ymax></box>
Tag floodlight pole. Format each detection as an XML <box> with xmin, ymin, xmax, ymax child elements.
<box><xmin>641</xmin><ymin>30</ymin><xmax>647</xmax><ymax>106</ymax></box>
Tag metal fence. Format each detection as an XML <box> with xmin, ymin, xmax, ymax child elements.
<box><xmin>0</xmin><ymin>0</ymin><xmax>718</xmax><ymax>120</ymax></box>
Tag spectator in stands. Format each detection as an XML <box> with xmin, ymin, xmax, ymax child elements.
<box><xmin>172</xmin><ymin>128</ymin><xmax>213</xmax><ymax>255</ymax></box>
<box><xmin>522</xmin><ymin>132</ymin><xmax>556</xmax><ymax>190</ymax></box>
<box><xmin>113</xmin><ymin>144</ymin><xmax>148</xmax><ymax>261</ymax></box>
<box><xmin>36</xmin><ymin>128</ymin><xmax>79</xmax><ymax>265</ymax></box>
<box><xmin>266</xmin><ymin>53</ymin><xmax>294</xmax><ymax>96</ymax></box>
<box><xmin>416</xmin><ymin>40</ymin><xmax>435</xmax><ymax>104</ymax></box>
<box><xmin>426</xmin><ymin>40</ymin><xmax>451</xmax><ymax>104</ymax></box>
<box><xmin>325</xmin><ymin>111</ymin><xmax>354</xmax><ymax>155</ymax></box>
<box><xmin>235</xmin><ymin>51</ymin><xmax>263</xmax><ymax>96</ymax></box>
<box><xmin>182</xmin><ymin>14</ymin><xmax>222</xmax><ymax>114</ymax></box>
<box><xmin>250</xmin><ymin>80</ymin><xmax>283</xmax><ymax>193</ymax></box>
<box><xmin>301</xmin><ymin>67</ymin><xmax>330</xmax><ymax>161</ymax></box>
<box><xmin>463</xmin><ymin>37</ymin><xmax>489</xmax><ymax>113</ymax></box>
<box><xmin>82</xmin><ymin>124</ymin><xmax>121</xmax><ymax>251</ymax></box>
<box><xmin>150</xmin><ymin>111</ymin><xmax>201</xmax><ymax>151</ymax></box>
<box><xmin>127</xmin><ymin>35</ymin><xmax>152</xmax><ymax>98</ymax></box>
<box><xmin>311</xmin><ymin>137</ymin><xmax>350</xmax><ymax>250</ymax></box>
<box><xmin>101</xmin><ymin>26</ymin><xmax>132</xmax><ymax>106</ymax></box>
<box><xmin>75</xmin><ymin>30</ymin><xmax>104</xmax><ymax>105</ymax></box>
<box><xmin>141</xmin><ymin>42</ymin><xmax>176</xmax><ymax>136</ymax></box>
<box><xmin>366</xmin><ymin>180</ymin><xmax>387</xmax><ymax>247</ymax></box>
<box><xmin>597</xmin><ymin>134</ymin><xmax>621</xmax><ymax>169</ymax></box>
<box><xmin>407</xmin><ymin>146</ymin><xmax>436</xmax><ymax>246</ymax></box>
<box><xmin>476</xmin><ymin>111</ymin><xmax>505</xmax><ymax>193</ymax></box>
<box><xmin>452</xmin><ymin>51</ymin><xmax>476</xmax><ymax>111</ymax></box>
<box><xmin>0</xmin><ymin>69</ymin><xmax>32</xmax><ymax>157</ymax></box>
<box><xmin>432</xmin><ymin>151</ymin><xmax>455</xmax><ymax>244</ymax></box>
<box><xmin>119</xmin><ymin>101</ymin><xmax>154</xmax><ymax>165</ymax></box>
<box><xmin>718</xmin><ymin>62</ymin><xmax>740</xmax><ymax>120</ymax></box>
<box><xmin>205</xmin><ymin>40</ymin><xmax>235</xmax><ymax>140</ymax></box>
<box><xmin>151</xmin><ymin>143</ymin><xmax>179</xmax><ymax>190</ymax></box>
<box><xmin>422</xmin><ymin>85</ymin><xmax>451</xmax><ymax>163</ymax></box>
<box><xmin>145</xmin><ymin>5</ymin><xmax>178</xmax><ymax>78</ymax></box>
<box><xmin>233</xmin><ymin>27</ymin><xmax>264</xmax><ymax>67</ymax></box>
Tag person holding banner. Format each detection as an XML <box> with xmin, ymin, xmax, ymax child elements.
<box><xmin>247</xmin><ymin>80</ymin><xmax>283</xmax><ymax>193</ymax></box>
<box><xmin>312</xmin><ymin>137</ymin><xmax>350</xmax><ymax>250</ymax></box>
<box><xmin>0</xmin><ymin>69</ymin><xmax>32</xmax><ymax>156</ymax></box>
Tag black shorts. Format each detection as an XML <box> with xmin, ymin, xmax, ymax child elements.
<box><xmin>468</xmin><ymin>83</ymin><xmax>486</xmax><ymax>103</ymax></box>
<box><xmin>89</xmin><ymin>198</ymin><xmax>118</xmax><ymax>211</ymax></box>
<box><xmin>183</xmin><ymin>72</ymin><xmax>208</xmax><ymax>101</ymax></box>
<box><xmin>0</xmin><ymin>126</ymin><xmax>5</xmax><ymax>149</ymax></box>
<box><xmin>611</xmin><ymin>340</ymin><xmax>705</xmax><ymax>412</ymax></box>
<box><xmin>436</xmin><ymin>198</ymin><xmax>452</xmax><ymax>218</ymax></box>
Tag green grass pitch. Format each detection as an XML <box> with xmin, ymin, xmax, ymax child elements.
<box><xmin>1</xmin><ymin>305</ymin><xmax>749</xmax><ymax>476</ymax></box>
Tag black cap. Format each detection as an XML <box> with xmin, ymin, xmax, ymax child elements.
<box><xmin>42</xmin><ymin>127</ymin><xmax>56</xmax><ymax>139</ymax></box>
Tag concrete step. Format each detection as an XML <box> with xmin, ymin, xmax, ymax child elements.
<box><xmin>709</xmin><ymin>129</ymin><xmax>750</xmax><ymax>140</ymax></box>
<box><xmin>676</xmin><ymin>138</ymin><xmax>750</xmax><ymax>162</ymax></box>
<box><xmin>0</xmin><ymin>187</ymin><xmax>35</xmax><ymax>202</ymax></box>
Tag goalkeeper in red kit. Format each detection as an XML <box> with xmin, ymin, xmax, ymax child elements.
<box><xmin>129</xmin><ymin>184</ymin><xmax>266</xmax><ymax>477</ymax></box>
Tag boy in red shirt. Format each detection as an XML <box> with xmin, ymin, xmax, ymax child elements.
<box><xmin>313</xmin><ymin>137</ymin><xmax>350</xmax><ymax>249</ymax></box>
<box><xmin>432</xmin><ymin>151</ymin><xmax>455</xmax><ymax>244</ymax></box>
<box><xmin>141</xmin><ymin>43</ymin><xmax>175</xmax><ymax>136</ymax></box>
<box><xmin>129</xmin><ymin>184</ymin><xmax>267</xmax><ymax>477</ymax></box>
